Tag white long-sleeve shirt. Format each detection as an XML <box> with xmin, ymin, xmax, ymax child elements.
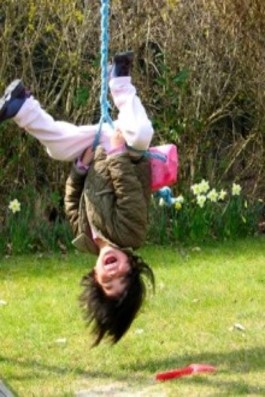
<box><xmin>14</xmin><ymin>77</ymin><xmax>154</xmax><ymax>161</ymax></box>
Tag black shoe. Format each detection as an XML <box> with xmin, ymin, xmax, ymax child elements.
<box><xmin>111</xmin><ymin>51</ymin><xmax>134</xmax><ymax>78</ymax></box>
<box><xmin>0</xmin><ymin>79</ymin><xmax>29</xmax><ymax>122</ymax></box>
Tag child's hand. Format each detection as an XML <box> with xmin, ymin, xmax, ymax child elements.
<box><xmin>81</xmin><ymin>146</ymin><xmax>94</xmax><ymax>166</ymax></box>
<box><xmin>110</xmin><ymin>128</ymin><xmax>126</xmax><ymax>149</ymax></box>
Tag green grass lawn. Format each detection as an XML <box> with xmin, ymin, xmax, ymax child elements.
<box><xmin>0</xmin><ymin>237</ymin><xmax>265</xmax><ymax>397</ymax></box>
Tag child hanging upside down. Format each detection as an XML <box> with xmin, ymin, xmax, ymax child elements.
<box><xmin>0</xmin><ymin>52</ymin><xmax>155</xmax><ymax>346</ymax></box>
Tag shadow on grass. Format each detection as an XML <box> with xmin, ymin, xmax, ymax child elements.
<box><xmin>129</xmin><ymin>346</ymin><xmax>265</xmax><ymax>395</ymax></box>
<box><xmin>1</xmin><ymin>346</ymin><xmax>265</xmax><ymax>395</ymax></box>
<box><xmin>0</xmin><ymin>354</ymin><xmax>108</xmax><ymax>380</ymax></box>
<box><xmin>131</xmin><ymin>346</ymin><xmax>265</xmax><ymax>372</ymax></box>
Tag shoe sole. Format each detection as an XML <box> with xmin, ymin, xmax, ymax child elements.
<box><xmin>0</xmin><ymin>79</ymin><xmax>24</xmax><ymax>118</ymax></box>
<box><xmin>113</xmin><ymin>51</ymin><xmax>134</xmax><ymax>64</ymax></box>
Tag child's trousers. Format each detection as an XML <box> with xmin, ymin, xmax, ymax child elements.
<box><xmin>14</xmin><ymin>77</ymin><xmax>154</xmax><ymax>161</ymax></box>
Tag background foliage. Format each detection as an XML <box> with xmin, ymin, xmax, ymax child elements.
<box><xmin>0</xmin><ymin>0</ymin><xmax>265</xmax><ymax>251</ymax></box>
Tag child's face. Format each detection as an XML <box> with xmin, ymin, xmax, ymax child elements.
<box><xmin>95</xmin><ymin>246</ymin><xmax>131</xmax><ymax>298</ymax></box>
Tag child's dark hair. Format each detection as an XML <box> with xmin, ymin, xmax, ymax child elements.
<box><xmin>79</xmin><ymin>252</ymin><xmax>155</xmax><ymax>346</ymax></box>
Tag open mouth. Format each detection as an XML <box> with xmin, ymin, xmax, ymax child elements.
<box><xmin>104</xmin><ymin>255</ymin><xmax>117</xmax><ymax>265</ymax></box>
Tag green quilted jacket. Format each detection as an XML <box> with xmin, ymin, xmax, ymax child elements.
<box><xmin>64</xmin><ymin>146</ymin><xmax>151</xmax><ymax>255</ymax></box>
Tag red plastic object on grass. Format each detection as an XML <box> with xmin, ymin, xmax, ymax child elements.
<box><xmin>156</xmin><ymin>363</ymin><xmax>216</xmax><ymax>381</ymax></box>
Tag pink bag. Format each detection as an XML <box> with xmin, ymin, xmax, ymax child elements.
<box><xmin>149</xmin><ymin>144</ymin><xmax>178</xmax><ymax>192</ymax></box>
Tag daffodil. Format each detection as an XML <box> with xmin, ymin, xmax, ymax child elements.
<box><xmin>218</xmin><ymin>189</ymin><xmax>227</xmax><ymax>201</ymax></box>
<box><xmin>191</xmin><ymin>183</ymin><xmax>201</xmax><ymax>195</ymax></box>
<box><xmin>199</xmin><ymin>179</ymin><xmax>210</xmax><ymax>194</ymax></box>
<box><xmin>175</xmin><ymin>201</ymin><xmax>182</xmax><ymax>210</ymax></box>
<box><xmin>8</xmin><ymin>199</ymin><xmax>21</xmax><ymax>214</ymax></box>
<box><xmin>232</xmin><ymin>183</ymin><xmax>242</xmax><ymax>196</ymax></box>
<box><xmin>207</xmin><ymin>188</ymin><xmax>218</xmax><ymax>202</ymax></box>
<box><xmin>196</xmin><ymin>194</ymin><xmax>207</xmax><ymax>208</ymax></box>
<box><xmin>191</xmin><ymin>179</ymin><xmax>210</xmax><ymax>195</ymax></box>
<box><xmin>175</xmin><ymin>195</ymin><xmax>184</xmax><ymax>203</ymax></box>
<box><xmin>159</xmin><ymin>198</ymin><xmax>165</xmax><ymax>207</ymax></box>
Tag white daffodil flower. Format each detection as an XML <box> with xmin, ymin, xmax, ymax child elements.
<box><xmin>8</xmin><ymin>199</ymin><xmax>21</xmax><ymax>214</ymax></box>
<box><xmin>218</xmin><ymin>189</ymin><xmax>227</xmax><ymax>201</ymax></box>
<box><xmin>159</xmin><ymin>198</ymin><xmax>165</xmax><ymax>207</ymax></box>
<box><xmin>232</xmin><ymin>183</ymin><xmax>242</xmax><ymax>196</ymax></box>
<box><xmin>175</xmin><ymin>195</ymin><xmax>184</xmax><ymax>203</ymax></box>
<box><xmin>191</xmin><ymin>183</ymin><xmax>201</xmax><ymax>195</ymax></box>
<box><xmin>207</xmin><ymin>188</ymin><xmax>218</xmax><ymax>202</ymax></box>
<box><xmin>199</xmin><ymin>179</ymin><xmax>210</xmax><ymax>194</ymax></box>
<box><xmin>196</xmin><ymin>194</ymin><xmax>207</xmax><ymax>208</ymax></box>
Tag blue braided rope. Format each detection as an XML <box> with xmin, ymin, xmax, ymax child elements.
<box><xmin>93</xmin><ymin>0</ymin><xmax>167</xmax><ymax>199</ymax></box>
<box><xmin>154</xmin><ymin>187</ymin><xmax>175</xmax><ymax>206</ymax></box>
<box><xmin>125</xmin><ymin>144</ymin><xmax>167</xmax><ymax>162</ymax></box>
<box><xmin>93</xmin><ymin>0</ymin><xmax>114</xmax><ymax>150</ymax></box>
